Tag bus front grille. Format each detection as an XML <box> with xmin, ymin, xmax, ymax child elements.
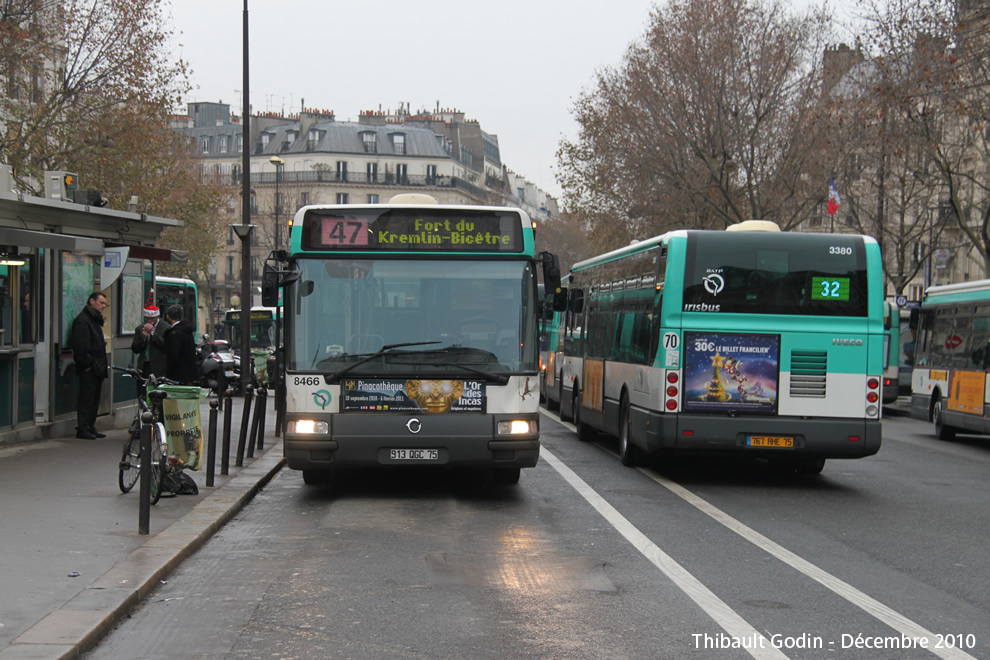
<box><xmin>790</xmin><ymin>350</ymin><xmax>827</xmax><ymax>398</ymax></box>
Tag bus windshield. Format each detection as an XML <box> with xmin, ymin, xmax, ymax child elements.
<box><xmin>288</xmin><ymin>258</ymin><xmax>537</xmax><ymax>373</ymax></box>
<box><xmin>682</xmin><ymin>232</ymin><xmax>868</xmax><ymax>316</ymax></box>
<box><xmin>223</xmin><ymin>312</ymin><xmax>276</xmax><ymax>353</ymax></box>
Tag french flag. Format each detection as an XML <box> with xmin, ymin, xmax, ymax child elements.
<box><xmin>827</xmin><ymin>177</ymin><xmax>842</xmax><ymax>216</ymax></box>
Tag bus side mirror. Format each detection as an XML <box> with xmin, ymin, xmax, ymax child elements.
<box><xmin>261</xmin><ymin>264</ymin><xmax>278</xmax><ymax>307</ymax></box>
<box><xmin>569</xmin><ymin>288</ymin><xmax>585</xmax><ymax>315</ymax></box>
<box><xmin>553</xmin><ymin>287</ymin><xmax>568</xmax><ymax>312</ymax></box>
<box><xmin>538</xmin><ymin>251</ymin><xmax>562</xmax><ymax>301</ymax></box>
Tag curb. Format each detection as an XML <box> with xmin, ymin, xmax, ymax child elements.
<box><xmin>0</xmin><ymin>440</ymin><xmax>286</xmax><ymax>660</ymax></box>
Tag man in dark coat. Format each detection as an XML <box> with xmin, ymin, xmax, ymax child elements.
<box><xmin>164</xmin><ymin>304</ymin><xmax>199</xmax><ymax>385</ymax></box>
<box><xmin>68</xmin><ymin>292</ymin><xmax>108</xmax><ymax>439</ymax></box>
<box><xmin>131</xmin><ymin>295</ymin><xmax>168</xmax><ymax>379</ymax></box>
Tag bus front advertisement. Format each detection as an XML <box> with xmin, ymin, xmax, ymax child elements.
<box><xmin>272</xmin><ymin>198</ymin><xmax>559</xmax><ymax>486</ymax></box>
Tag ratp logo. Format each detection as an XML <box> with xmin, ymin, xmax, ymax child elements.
<box><xmin>312</xmin><ymin>390</ymin><xmax>332</xmax><ymax>409</ymax></box>
<box><xmin>703</xmin><ymin>273</ymin><xmax>725</xmax><ymax>296</ymax></box>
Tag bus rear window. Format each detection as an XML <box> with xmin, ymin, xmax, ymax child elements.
<box><xmin>682</xmin><ymin>232</ymin><xmax>868</xmax><ymax>316</ymax></box>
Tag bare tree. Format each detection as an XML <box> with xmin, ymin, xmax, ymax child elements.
<box><xmin>856</xmin><ymin>0</ymin><xmax>990</xmax><ymax>279</ymax></box>
<box><xmin>822</xmin><ymin>31</ymin><xmax>947</xmax><ymax>293</ymax></box>
<box><xmin>558</xmin><ymin>0</ymin><xmax>836</xmax><ymax>248</ymax></box>
<box><xmin>534</xmin><ymin>212</ymin><xmax>588</xmax><ymax>273</ymax></box>
<box><xmin>0</xmin><ymin>0</ymin><xmax>189</xmax><ymax>193</ymax></box>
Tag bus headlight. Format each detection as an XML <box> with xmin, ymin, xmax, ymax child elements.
<box><xmin>289</xmin><ymin>420</ymin><xmax>329</xmax><ymax>434</ymax></box>
<box><xmin>497</xmin><ymin>420</ymin><xmax>535</xmax><ymax>435</ymax></box>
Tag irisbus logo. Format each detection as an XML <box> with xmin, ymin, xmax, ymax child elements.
<box><xmin>832</xmin><ymin>338</ymin><xmax>864</xmax><ymax>346</ymax></box>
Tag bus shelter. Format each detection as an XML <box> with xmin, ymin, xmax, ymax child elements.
<box><xmin>0</xmin><ymin>186</ymin><xmax>185</xmax><ymax>445</ymax></box>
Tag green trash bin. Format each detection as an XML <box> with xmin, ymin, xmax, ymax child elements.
<box><xmin>156</xmin><ymin>385</ymin><xmax>207</xmax><ymax>470</ymax></box>
<box><xmin>252</xmin><ymin>350</ymin><xmax>269</xmax><ymax>385</ymax></box>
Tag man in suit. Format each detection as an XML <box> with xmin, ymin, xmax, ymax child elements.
<box><xmin>164</xmin><ymin>304</ymin><xmax>199</xmax><ymax>385</ymax></box>
<box><xmin>131</xmin><ymin>293</ymin><xmax>168</xmax><ymax>379</ymax></box>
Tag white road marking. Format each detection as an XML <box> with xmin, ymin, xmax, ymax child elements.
<box><xmin>540</xmin><ymin>448</ymin><xmax>788</xmax><ymax>660</ymax></box>
<box><xmin>641</xmin><ymin>468</ymin><xmax>977</xmax><ymax>660</ymax></box>
<box><xmin>539</xmin><ymin>408</ymin><xmax>978</xmax><ymax>660</ymax></box>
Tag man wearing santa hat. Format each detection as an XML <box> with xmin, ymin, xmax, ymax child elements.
<box><xmin>130</xmin><ymin>290</ymin><xmax>168</xmax><ymax>379</ymax></box>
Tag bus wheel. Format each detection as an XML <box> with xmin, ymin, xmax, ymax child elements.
<box><xmin>560</xmin><ymin>384</ymin><xmax>574</xmax><ymax>422</ymax></box>
<box><xmin>302</xmin><ymin>469</ymin><xmax>328</xmax><ymax>485</ymax></box>
<box><xmin>618</xmin><ymin>396</ymin><xmax>638</xmax><ymax>467</ymax></box>
<box><xmin>796</xmin><ymin>458</ymin><xmax>825</xmax><ymax>475</ymax></box>
<box><xmin>547</xmin><ymin>378</ymin><xmax>561</xmax><ymax>412</ymax></box>
<box><xmin>933</xmin><ymin>396</ymin><xmax>956</xmax><ymax>441</ymax></box>
<box><xmin>574</xmin><ymin>389</ymin><xmax>596</xmax><ymax>442</ymax></box>
<box><xmin>493</xmin><ymin>467</ymin><xmax>521</xmax><ymax>484</ymax></box>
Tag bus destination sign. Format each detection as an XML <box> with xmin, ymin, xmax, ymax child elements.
<box><xmin>303</xmin><ymin>209</ymin><xmax>523</xmax><ymax>253</ymax></box>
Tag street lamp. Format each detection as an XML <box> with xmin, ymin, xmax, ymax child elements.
<box><xmin>240</xmin><ymin>0</ymin><xmax>252</xmax><ymax>394</ymax></box>
<box><xmin>268</xmin><ymin>155</ymin><xmax>285</xmax><ymax>431</ymax></box>
<box><xmin>269</xmin><ymin>155</ymin><xmax>284</xmax><ymax>251</ymax></box>
<box><xmin>232</xmin><ymin>223</ymin><xmax>256</xmax><ymax>391</ymax></box>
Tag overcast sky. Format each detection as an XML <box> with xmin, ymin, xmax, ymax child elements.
<box><xmin>165</xmin><ymin>0</ymin><xmax>854</xmax><ymax>202</ymax></box>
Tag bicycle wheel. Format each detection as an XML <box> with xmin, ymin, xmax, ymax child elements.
<box><xmin>149</xmin><ymin>423</ymin><xmax>167</xmax><ymax>505</ymax></box>
<box><xmin>118</xmin><ymin>433</ymin><xmax>141</xmax><ymax>493</ymax></box>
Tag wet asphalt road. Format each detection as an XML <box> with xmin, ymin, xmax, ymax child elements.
<box><xmin>85</xmin><ymin>411</ymin><xmax>990</xmax><ymax>660</ymax></box>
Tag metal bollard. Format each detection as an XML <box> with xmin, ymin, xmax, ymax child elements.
<box><xmin>256</xmin><ymin>386</ymin><xmax>268</xmax><ymax>451</ymax></box>
<box><xmin>236</xmin><ymin>385</ymin><xmax>253</xmax><ymax>467</ymax></box>
<box><xmin>206</xmin><ymin>399</ymin><xmax>219</xmax><ymax>487</ymax></box>
<box><xmin>221</xmin><ymin>389</ymin><xmax>233</xmax><ymax>475</ymax></box>
<box><xmin>247</xmin><ymin>385</ymin><xmax>264</xmax><ymax>458</ymax></box>
<box><xmin>138</xmin><ymin>410</ymin><xmax>153</xmax><ymax>535</ymax></box>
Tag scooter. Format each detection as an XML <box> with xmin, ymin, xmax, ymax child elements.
<box><xmin>197</xmin><ymin>336</ymin><xmax>227</xmax><ymax>401</ymax></box>
<box><xmin>209</xmin><ymin>339</ymin><xmax>238</xmax><ymax>390</ymax></box>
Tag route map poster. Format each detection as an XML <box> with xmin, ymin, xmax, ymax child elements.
<box><xmin>683</xmin><ymin>332</ymin><xmax>780</xmax><ymax>414</ymax></box>
<box><xmin>341</xmin><ymin>379</ymin><xmax>486</xmax><ymax>413</ymax></box>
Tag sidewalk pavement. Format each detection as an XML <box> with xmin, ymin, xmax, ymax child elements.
<box><xmin>0</xmin><ymin>395</ymin><xmax>286</xmax><ymax>660</ymax></box>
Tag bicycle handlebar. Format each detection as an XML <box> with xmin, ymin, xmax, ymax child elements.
<box><xmin>111</xmin><ymin>365</ymin><xmax>180</xmax><ymax>387</ymax></box>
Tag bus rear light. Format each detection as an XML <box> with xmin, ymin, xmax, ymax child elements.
<box><xmin>666</xmin><ymin>385</ymin><xmax>678</xmax><ymax>397</ymax></box>
<box><xmin>867</xmin><ymin>377</ymin><xmax>879</xmax><ymax>390</ymax></box>
<box><xmin>682</xmin><ymin>430</ymin><xmax>694</xmax><ymax>436</ymax></box>
<box><xmin>867</xmin><ymin>391</ymin><xmax>878</xmax><ymax>403</ymax></box>
<box><xmin>665</xmin><ymin>400</ymin><xmax>677</xmax><ymax>411</ymax></box>
<box><xmin>667</xmin><ymin>372</ymin><xmax>679</xmax><ymax>383</ymax></box>
<box><xmin>848</xmin><ymin>435</ymin><xmax>861</xmax><ymax>442</ymax></box>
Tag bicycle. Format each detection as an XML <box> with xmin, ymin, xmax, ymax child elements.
<box><xmin>113</xmin><ymin>366</ymin><xmax>173</xmax><ymax>505</ymax></box>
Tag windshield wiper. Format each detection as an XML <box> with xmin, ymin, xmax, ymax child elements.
<box><xmin>397</xmin><ymin>361</ymin><xmax>509</xmax><ymax>385</ymax></box>
<box><xmin>325</xmin><ymin>341</ymin><xmax>441</xmax><ymax>383</ymax></box>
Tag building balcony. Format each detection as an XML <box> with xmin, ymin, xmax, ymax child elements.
<box><xmin>223</xmin><ymin>171</ymin><xmax>483</xmax><ymax>197</ymax></box>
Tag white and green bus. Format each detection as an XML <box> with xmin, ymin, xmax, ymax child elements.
<box><xmin>262</xmin><ymin>194</ymin><xmax>563</xmax><ymax>485</ymax></box>
<box><xmin>909</xmin><ymin>279</ymin><xmax>990</xmax><ymax>440</ymax></box>
<box><xmin>221</xmin><ymin>306</ymin><xmax>278</xmax><ymax>354</ymax></box>
<box><xmin>554</xmin><ymin>221</ymin><xmax>884</xmax><ymax>473</ymax></box>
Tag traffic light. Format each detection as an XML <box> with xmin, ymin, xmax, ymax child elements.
<box><xmin>45</xmin><ymin>171</ymin><xmax>78</xmax><ymax>201</ymax></box>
